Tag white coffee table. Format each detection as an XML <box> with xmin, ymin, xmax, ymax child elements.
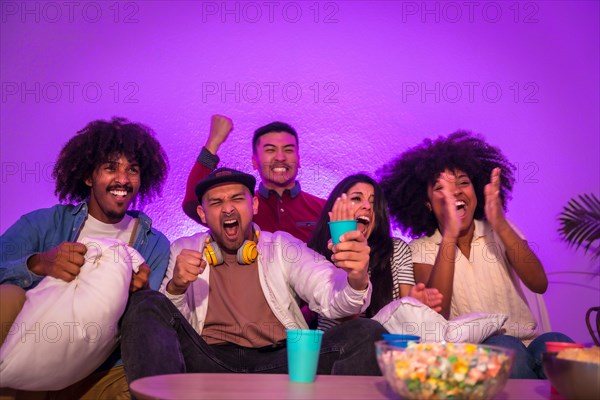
<box><xmin>130</xmin><ymin>373</ymin><xmax>554</xmax><ymax>399</ymax></box>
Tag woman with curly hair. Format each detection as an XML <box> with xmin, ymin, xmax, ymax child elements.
<box><xmin>378</xmin><ymin>131</ymin><xmax>573</xmax><ymax>379</ymax></box>
<box><xmin>0</xmin><ymin>117</ymin><xmax>170</xmax><ymax>397</ymax></box>
<box><xmin>307</xmin><ymin>173</ymin><xmax>441</xmax><ymax>331</ymax></box>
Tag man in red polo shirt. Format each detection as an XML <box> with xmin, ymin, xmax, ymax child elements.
<box><xmin>183</xmin><ymin>115</ymin><xmax>325</xmax><ymax>243</ymax></box>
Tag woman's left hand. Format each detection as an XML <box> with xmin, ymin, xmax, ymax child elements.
<box><xmin>329</xmin><ymin>193</ymin><xmax>356</xmax><ymax>222</ymax></box>
<box><xmin>484</xmin><ymin>167</ymin><xmax>508</xmax><ymax>231</ymax></box>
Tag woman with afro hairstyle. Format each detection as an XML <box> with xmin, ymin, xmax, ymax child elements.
<box><xmin>307</xmin><ymin>173</ymin><xmax>442</xmax><ymax>331</ymax></box>
<box><xmin>378</xmin><ymin>131</ymin><xmax>573</xmax><ymax>379</ymax></box>
<box><xmin>0</xmin><ymin>117</ymin><xmax>170</xmax><ymax>397</ymax></box>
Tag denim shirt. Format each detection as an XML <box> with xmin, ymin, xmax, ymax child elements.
<box><xmin>0</xmin><ymin>202</ymin><xmax>170</xmax><ymax>291</ymax></box>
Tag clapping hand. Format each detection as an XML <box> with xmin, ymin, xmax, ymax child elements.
<box><xmin>484</xmin><ymin>168</ymin><xmax>508</xmax><ymax>232</ymax></box>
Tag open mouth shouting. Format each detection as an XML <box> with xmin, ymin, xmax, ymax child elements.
<box><xmin>222</xmin><ymin>216</ymin><xmax>241</xmax><ymax>240</ymax></box>
<box><xmin>455</xmin><ymin>200</ymin><xmax>467</xmax><ymax>218</ymax></box>
<box><xmin>356</xmin><ymin>215</ymin><xmax>371</xmax><ymax>236</ymax></box>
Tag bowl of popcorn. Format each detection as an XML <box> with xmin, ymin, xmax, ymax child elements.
<box><xmin>375</xmin><ymin>341</ymin><xmax>514</xmax><ymax>400</ymax></box>
<box><xmin>542</xmin><ymin>346</ymin><xmax>600</xmax><ymax>400</ymax></box>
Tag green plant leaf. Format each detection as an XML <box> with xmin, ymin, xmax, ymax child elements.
<box><xmin>558</xmin><ymin>193</ymin><xmax>600</xmax><ymax>260</ymax></box>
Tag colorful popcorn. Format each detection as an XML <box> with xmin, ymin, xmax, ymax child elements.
<box><xmin>377</xmin><ymin>342</ymin><xmax>513</xmax><ymax>400</ymax></box>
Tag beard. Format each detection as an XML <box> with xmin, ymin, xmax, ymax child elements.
<box><xmin>105</xmin><ymin>208</ymin><xmax>127</xmax><ymax>222</ymax></box>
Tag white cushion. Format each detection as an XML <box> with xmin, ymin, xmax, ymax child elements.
<box><xmin>0</xmin><ymin>237</ymin><xmax>142</xmax><ymax>390</ymax></box>
<box><xmin>372</xmin><ymin>297</ymin><xmax>508</xmax><ymax>343</ymax></box>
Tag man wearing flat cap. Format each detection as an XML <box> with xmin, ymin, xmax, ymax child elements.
<box><xmin>120</xmin><ymin>167</ymin><xmax>385</xmax><ymax>381</ymax></box>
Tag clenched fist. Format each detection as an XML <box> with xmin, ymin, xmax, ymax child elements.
<box><xmin>166</xmin><ymin>249</ymin><xmax>207</xmax><ymax>295</ymax></box>
<box><xmin>27</xmin><ymin>242</ymin><xmax>87</xmax><ymax>282</ymax></box>
<box><xmin>205</xmin><ymin>115</ymin><xmax>233</xmax><ymax>155</ymax></box>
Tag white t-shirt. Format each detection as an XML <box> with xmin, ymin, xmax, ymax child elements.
<box><xmin>410</xmin><ymin>219</ymin><xmax>539</xmax><ymax>343</ymax></box>
<box><xmin>76</xmin><ymin>214</ymin><xmax>136</xmax><ymax>245</ymax></box>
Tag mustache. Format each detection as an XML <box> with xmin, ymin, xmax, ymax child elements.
<box><xmin>221</xmin><ymin>211</ymin><xmax>240</xmax><ymax>223</ymax></box>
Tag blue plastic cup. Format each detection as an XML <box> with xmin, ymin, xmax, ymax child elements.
<box><xmin>381</xmin><ymin>333</ymin><xmax>420</xmax><ymax>348</ymax></box>
<box><xmin>286</xmin><ymin>329</ymin><xmax>324</xmax><ymax>383</ymax></box>
<box><xmin>328</xmin><ymin>220</ymin><xmax>358</xmax><ymax>244</ymax></box>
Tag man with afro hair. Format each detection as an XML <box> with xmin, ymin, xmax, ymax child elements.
<box><xmin>0</xmin><ymin>117</ymin><xmax>170</xmax><ymax>398</ymax></box>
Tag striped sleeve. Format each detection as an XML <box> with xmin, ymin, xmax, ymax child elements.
<box><xmin>390</xmin><ymin>238</ymin><xmax>415</xmax><ymax>300</ymax></box>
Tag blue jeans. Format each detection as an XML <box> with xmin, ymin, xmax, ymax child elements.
<box><xmin>482</xmin><ymin>332</ymin><xmax>574</xmax><ymax>379</ymax></box>
<box><xmin>120</xmin><ymin>290</ymin><xmax>386</xmax><ymax>383</ymax></box>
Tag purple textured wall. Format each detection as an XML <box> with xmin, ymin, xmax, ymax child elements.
<box><xmin>1</xmin><ymin>1</ymin><xmax>598</xmax><ymax>343</ymax></box>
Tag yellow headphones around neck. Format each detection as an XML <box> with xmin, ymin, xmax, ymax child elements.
<box><xmin>204</xmin><ymin>228</ymin><xmax>260</xmax><ymax>266</ymax></box>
